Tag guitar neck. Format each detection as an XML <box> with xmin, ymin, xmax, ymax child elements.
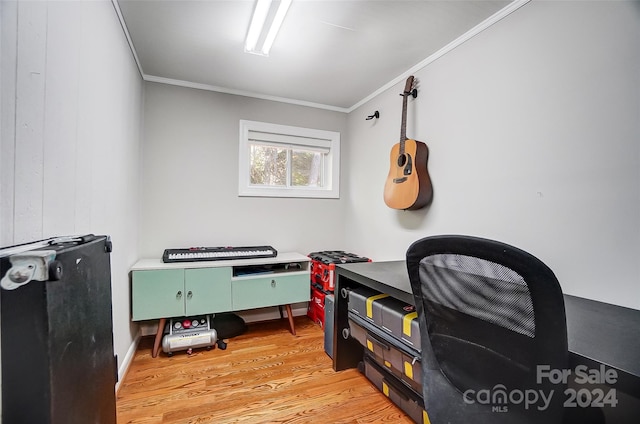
<box><xmin>399</xmin><ymin>76</ymin><xmax>413</xmax><ymax>151</ymax></box>
<box><xmin>399</xmin><ymin>94</ymin><xmax>408</xmax><ymax>147</ymax></box>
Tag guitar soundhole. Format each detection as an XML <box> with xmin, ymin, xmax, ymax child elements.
<box><xmin>397</xmin><ymin>154</ymin><xmax>407</xmax><ymax>167</ymax></box>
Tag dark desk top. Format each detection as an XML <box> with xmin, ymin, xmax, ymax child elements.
<box><xmin>336</xmin><ymin>260</ymin><xmax>640</xmax><ymax>394</ymax></box>
<box><xmin>563</xmin><ymin>295</ymin><xmax>640</xmax><ymax>381</ymax></box>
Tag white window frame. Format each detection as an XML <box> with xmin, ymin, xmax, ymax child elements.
<box><xmin>239</xmin><ymin>120</ymin><xmax>340</xmax><ymax>198</ymax></box>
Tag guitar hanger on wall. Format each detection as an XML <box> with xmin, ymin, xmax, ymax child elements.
<box><xmin>401</xmin><ymin>87</ymin><xmax>418</xmax><ymax>99</ymax></box>
<box><xmin>366</xmin><ymin>111</ymin><xmax>380</xmax><ymax>120</ymax></box>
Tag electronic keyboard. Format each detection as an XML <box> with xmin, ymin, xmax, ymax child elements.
<box><xmin>162</xmin><ymin>245</ymin><xmax>277</xmax><ymax>263</ymax></box>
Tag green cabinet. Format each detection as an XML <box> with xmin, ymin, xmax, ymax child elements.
<box><xmin>232</xmin><ymin>273</ymin><xmax>309</xmax><ymax>311</ymax></box>
<box><xmin>185</xmin><ymin>268</ymin><xmax>232</xmax><ymax>315</ymax></box>
<box><xmin>131</xmin><ymin>253</ymin><xmax>310</xmax><ymax>322</ymax></box>
<box><xmin>132</xmin><ymin>267</ymin><xmax>232</xmax><ymax>320</ymax></box>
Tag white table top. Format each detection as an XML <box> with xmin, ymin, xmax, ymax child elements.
<box><xmin>131</xmin><ymin>252</ymin><xmax>309</xmax><ymax>271</ymax></box>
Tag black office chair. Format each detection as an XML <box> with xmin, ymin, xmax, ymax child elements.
<box><xmin>406</xmin><ymin>235</ymin><xmax>568</xmax><ymax>424</ymax></box>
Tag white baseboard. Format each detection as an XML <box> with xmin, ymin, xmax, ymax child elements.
<box><xmin>116</xmin><ymin>328</ymin><xmax>142</xmax><ymax>393</ymax></box>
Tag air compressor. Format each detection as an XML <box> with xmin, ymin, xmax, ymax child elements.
<box><xmin>161</xmin><ymin>315</ymin><xmax>224</xmax><ymax>356</ymax></box>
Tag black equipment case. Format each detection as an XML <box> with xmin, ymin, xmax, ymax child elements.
<box><xmin>363</xmin><ymin>353</ymin><xmax>427</xmax><ymax>424</ymax></box>
<box><xmin>346</xmin><ymin>287</ymin><xmax>426</xmax><ymax>422</ymax></box>
<box><xmin>0</xmin><ymin>235</ymin><xmax>117</xmax><ymax>424</ymax></box>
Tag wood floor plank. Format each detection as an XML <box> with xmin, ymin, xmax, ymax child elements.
<box><xmin>117</xmin><ymin>317</ymin><xmax>414</xmax><ymax>423</ymax></box>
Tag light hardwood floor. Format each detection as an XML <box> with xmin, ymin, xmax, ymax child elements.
<box><xmin>116</xmin><ymin>316</ymin><xmax>413</xmax><ymax>423</ymax></box>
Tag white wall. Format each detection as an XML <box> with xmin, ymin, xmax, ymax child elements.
<box><xmin>140</xmin><ymin>82</ymin><xmax>348</xmax><ymax>258</ymax></box>
<box><xmin>0</xmin><ymin>0</ymin><xmax>143</xmax><ymax>389</ymax></box>
<box><xmin>139</xmin><ymin>83</ymin><xmax>348</xmax><ymax>323</ymax></box>
<box><xmin>344</xmin><ymin>0</ymin><xmax>640</xmax><ymax>309</ymax></box>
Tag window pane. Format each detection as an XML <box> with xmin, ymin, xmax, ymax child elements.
<box><xmin>250</xmin><ymin>144</ymin><xmax>287</xmax><ymax>186</ymax></box>
<box><xmin>291</xmin><ymin>149</ymin><xmax>323</xmax><ymax>187</ymax></box>
<box><xmin>239</xmin><ymin>120</ymin><xmax>339</xmax><ymax>198</ymax></box>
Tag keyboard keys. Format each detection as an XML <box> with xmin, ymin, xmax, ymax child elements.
<box><xmin>162</xmin><ymin>246</ymin><xmax>277</xmax><ymax>263</ymax></box>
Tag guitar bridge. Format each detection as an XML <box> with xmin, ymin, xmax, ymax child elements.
<box><xmin>393</xmin><ymin>177</ymin><xmax>408</xmax><ymax>183</ymax></box>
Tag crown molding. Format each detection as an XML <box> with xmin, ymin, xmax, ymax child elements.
<box><xmin>143</xmin><ymin>75</ymin><xmax>350</xmax><ymax>113</ymax></box>
<box><xmin>111</xmin><ymin>0</ymin><xmax>143</xmax><ymax>78</ymax></box>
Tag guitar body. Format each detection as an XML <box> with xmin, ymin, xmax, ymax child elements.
<box><xmin>384</xmin><ymin>138</ymin><xmax>432</xmax><ymax>210</ymax></box>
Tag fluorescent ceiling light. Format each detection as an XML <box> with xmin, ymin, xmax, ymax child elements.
<box><xmin>245</xmin><ymin>0</ymin><xmax>271</xmax><ymax>53</ymax></box>
<box><xmin>262</xmin><ymin>0</ymin><xmax>292</xmax><ymax>55</ymax></box>
<box><xmin>245</xmin><ymin>0</ymin><xmax>292</xmax><ymax>56</ymax></box>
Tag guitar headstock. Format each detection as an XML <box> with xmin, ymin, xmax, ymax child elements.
<box><xmin>402</xmin><ymin>76</ymin><xmax>418</xmax><ymax>98</ymax></box>
<box><xmin>404</xmin><ymin>76</ymin><xmax>414</xmax><ymax>94</ymax></box>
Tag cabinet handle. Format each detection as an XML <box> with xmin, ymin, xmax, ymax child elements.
<box><xmin>187</xmin><ymin>290</ymin><xmax>193</xmax><ymax>299</ymax></box>
<box><xmin>271</xmin><ymin>279</ymin><xmax>276</xmax><ymax>288</ymax></box>
<box><xmin>176</xmin><ymin>290</ymin><xmax>182</xmax><ymax>299</ymax></box>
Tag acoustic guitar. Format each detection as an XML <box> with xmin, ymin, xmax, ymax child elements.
<box><xmin>383</xmin><ymin>76</ymin><xmax>433</xmax><ymax>210</ymax></box>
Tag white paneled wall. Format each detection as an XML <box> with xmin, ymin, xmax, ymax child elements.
<box><xmin>0</xmin><ymin>0</ymin><xmax>143</xmax><ymax>391</ymax></box>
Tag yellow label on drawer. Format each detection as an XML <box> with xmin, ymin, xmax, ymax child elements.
<box><xmin>382</xmin><ymin>382</ymin><xmax>389</xmax><ymax>397</ymax></box>
<box><xmin>403</xmin><ymin>311</ymin><xmax>418</xmax><ymax>337</ymax></box>
<box><xmin>423</xmin><ymin>410</ymin><xmax>431</xmax><ymax>424</ymax></box>
<box><xmin>384</xmin><ymin>360</ymin><xmax>391</xmax><ymax>368</ymax></box>
<box><xmin>404</xmin><ymin>361</ymin><xmax>413</xmax><ymax>379</ymax></box>
<box><xmin>366</xmin><ymin>294</ymin><xmax>389</xmax><ymax>318</ymax></box>
<box><xmin>366</xmin><ymin>340</ymin><xmax>374</xmax><ymax>352</ymax></box>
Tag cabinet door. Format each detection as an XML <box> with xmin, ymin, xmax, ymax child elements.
<box><xmin>232</xmin><ymin>273</ymin><xmax>309</xmax><ymax>310</ymax></box>
<box><xmin>185</xmin><ymin>267</ymin><xmax>232</xmax><ymax>315</ymax></box>
<box><xmin>132</xmin><ymin>269</ymin><xmax>184</xmax><ymax>320</ymax></box>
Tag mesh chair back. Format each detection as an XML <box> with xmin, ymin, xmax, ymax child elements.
<box><xmin>406</xmin><ymin>235</ymin><xmax>567</xmax><ymax>424</ymax></box>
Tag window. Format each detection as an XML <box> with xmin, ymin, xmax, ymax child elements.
<box><xmin>239</xmin><ymin>120</ymin><xmax>340</xmax><ymax>198</ymax></box>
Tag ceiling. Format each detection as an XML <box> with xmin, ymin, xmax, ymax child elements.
<box><xmin>116</xmin><ymin>0</ymin><xmax>517</xmax><ymax>112</ymax></box>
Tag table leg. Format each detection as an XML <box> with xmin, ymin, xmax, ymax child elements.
<box><xmin>152</xmin><ymin>318</ymin><xmax>166</xmax><ymax>358</ymax></box>
<box><xmin>285</xmin><ymin>304</ymin><xmax>296</xmax><ymax>335</ymax></box>
<box><xmin>333</xmin><ymin>276</ymin><xmax>364</xmax><ymax>371</ymax></box>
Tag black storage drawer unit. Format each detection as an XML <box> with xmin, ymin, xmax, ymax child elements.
<box><xmin>346</xmin><ymin>287</ymin><xmax>424</xmax><ymax>422</ymax></box>
<box><xmin>347</xmin><ymin>287</ymin><xmax>420</xmax><ymax>349</ymax></box>
<box><xmin>349</xmin><ymin>312</ymin><xmax>422</xmax><ymax>392</ymax></box>
<box><xmin>363</xmin><ymin>354</ymin><xmax>427</xmax><ymax>424</ymax></box>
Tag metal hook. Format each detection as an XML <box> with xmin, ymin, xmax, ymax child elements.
<box><xmin>366</xmin><ymin>111</ymin><xmax>380</xmax><ymax>120</ymax></box>
<box><xmin>400</xmin><ymin>89</ymin><xmax>418</xmax><ymax>99</ymax></box>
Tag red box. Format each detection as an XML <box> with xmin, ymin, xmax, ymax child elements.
<box><xmin>308</xmin><ymin>251</ymin><xmax>371</xmax><ymax>292</ymax></box>
<box><xmin>310</xmin><ymin>262</ymin><xmax>337</xmax><ymax>292</ymax></box>
<box><xmin>307</xmin><ymin>285</ymin><xmax>328</xmax><ymax>327</ymax></box>
<box><xmin>313</xmin><ymin>302</ymin><xmax>325</xmax><ymax>328</ymax></box>
<box><xmin>306</xmin><ymin>302</ymin><xmax>317</xmax><ymax>323</ymax></box>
